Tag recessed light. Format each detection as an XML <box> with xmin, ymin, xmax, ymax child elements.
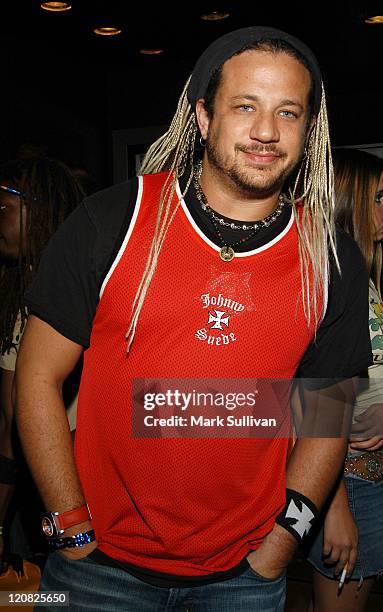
<box><xmin>365</xmin><ymin>15</ymin><xmax>383</xmax><ymax>24</ymax></box>
<box><xmin>40</xmin><ymin>2</ymin><xmax>72</xmax><ymax>12</ymax></box>
<box><xmin>200</xmin><ymin>11</ymin><xmax>230</xmax><ymax>21</ymax></box>
<box><xmin>139</xmin><ymin>48</ymin><xmax>164</xmax><ymax>55</ymax></box>
<box><xmin>93</xmin><ymin>27</ymin><xmax>122</xmax><ymax>37</ymax></box>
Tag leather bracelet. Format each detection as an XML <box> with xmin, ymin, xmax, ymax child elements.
<box><xmin>56</xmin><ymin>505</ymin><xmax>92</xmax><ymax>531</ymax></box>
<box><xmin>41</xmin><ymin>504</ymin><xmax>92</xmax><ymax>538</ymax></box>
<box><xmin>47</xmin><ymin>529</ymin><xmax>96</xmax><ymax>551</ymax></box>
<box><xmin>275</xmin><ymin>489</ymin><xmax>318</xmax><ymax>544</ymax></box>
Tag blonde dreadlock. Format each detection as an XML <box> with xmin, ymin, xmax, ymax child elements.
<box><xmin>289</xmin><ymin>84</ymin><xmax>339</xmax><ymax>329</ymax></box>
<box><xmin>126</xmin><ymin>78</ymin><xmax>197</xmax><ymax>349</ymax></box>
<box><xmin>127</xmin><ymin>47</ymin><xmax>338</xmax><ymax>350</ymax></box>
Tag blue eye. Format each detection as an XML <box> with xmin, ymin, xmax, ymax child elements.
<box><xmin>239</xmin><ymin>105</ymin><xmax>254</xmax><ymax>112</ymax></box>
<box><xmin>279</xmin><ymin>110</ymin><xmax>297</xmax><ymax>118</ymax></box>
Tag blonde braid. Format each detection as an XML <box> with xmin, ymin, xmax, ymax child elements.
<box><xmin>289</xmin><ymin>85</ymin><xmax>339</xmax><ymax>328</ymax></box>
<box><xmin>126</xmin><ymin>77</ymin><xmax>196</xmax><ymax>350</ymax></box>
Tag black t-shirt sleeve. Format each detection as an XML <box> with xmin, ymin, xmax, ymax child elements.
<box><xmin>25</xmin><ymin>179</ymin><xmax>139</xmax><ymax>348</ymax></box>
<box><xmin>297</xmin><ymin>231</ymin><xmax>373</xmax><ymax>380</ymax></box>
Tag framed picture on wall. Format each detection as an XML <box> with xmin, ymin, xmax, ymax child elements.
<box><xmin>112</xmin><ymin>125</ymin><xmax>166</xmax><ymax>183</ymax></box>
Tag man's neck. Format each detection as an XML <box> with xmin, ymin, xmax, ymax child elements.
<box><xmin>198</xmin><ymin>159</ymin><xmax>281</xmax><ymax>222</ymax></box>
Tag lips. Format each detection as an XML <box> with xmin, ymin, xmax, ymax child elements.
<box><xmin>243</xmin><ymin>151</ymin><xmax>280</xmax><ymax>165</ymax></box>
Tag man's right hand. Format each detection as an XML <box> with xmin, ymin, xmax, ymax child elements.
<box><xmin>58</xmin><ymin>539</ymin><xmax>98</xmax><ymax>560</ymax></box>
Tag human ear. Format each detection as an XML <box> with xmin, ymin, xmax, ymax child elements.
<box><xmin>195</xmin><ymin>99</ymin><xmax>210</xmax><ymax>141</ymax></box>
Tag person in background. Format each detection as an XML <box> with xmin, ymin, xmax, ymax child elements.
<box><xmin>0</xmin><ymin>157</ymin><xmax>84</xmax><ymax>558</ymax></box>
<box><xmin>307</xmin><ymin>148</ymin><xmax>383</xmax><ymax>612</ymax></box>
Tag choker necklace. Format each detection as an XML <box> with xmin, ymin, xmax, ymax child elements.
<box><xmin>193</xmin><ymin>161</ymin><xmax>286</xmax><ymax>262</ymax></box>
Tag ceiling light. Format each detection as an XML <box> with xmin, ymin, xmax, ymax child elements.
<box><xmin>200</xmin><ymin>11</ymin><xmax>230</xmax><ymax>21</ymax></box>
<box><xmin>93</xmin><ymin>27</ymin><xmax>122</xmax><ymax>37</ymax></box>
<box><xmin>365</xmin><ymin>15</ymin><xmax>383</xmax><ymax>24</ymax></box>
<box><xmin>40</xmin><ymin>2</ymin><xmax>72</xmax><ymax>11</ymax></box>
<box><xmin>139</xmin><ymin>49</ymin><xmax>165</xmax><ymax>55</ymax></box>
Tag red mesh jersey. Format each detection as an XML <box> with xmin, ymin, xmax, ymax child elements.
<box><xmin>75</xmin><ymin>172</ymin><xmax>320</xmax><ymax>576</ymax></box>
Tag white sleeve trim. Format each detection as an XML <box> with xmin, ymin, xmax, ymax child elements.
<box><xmin>99</xmin><ymin>175</ymin><xmax>144</xmax><ymax>299</ymax></box>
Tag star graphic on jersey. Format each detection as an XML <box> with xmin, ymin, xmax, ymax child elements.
<box><xmin>208</xmin><ymin>310</ymin><xmax>230</xmax><ymax>330</ymax></box>
<box><xmin>286</xmin><ymin>499</ymin><xmax>315</xmax><ymax>538</ymax></box>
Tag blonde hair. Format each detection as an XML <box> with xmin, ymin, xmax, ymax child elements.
<box><xmin>126</xmin><ymin>78</ymin><xmax>196</xmax><ymax>348</ymax></box>
<box><xmin>126</xmin><ymin>72</ymin><xmax>338</xmax><ymax>350</ymax></box>
<box><xmin>289</xmin><ymin>83</ymin><xmax>338</xmax><ymax>324</ymax></box>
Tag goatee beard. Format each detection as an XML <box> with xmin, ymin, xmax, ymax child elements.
<box><xmin>205</xmin><ymin>139</ymin><xmax>299</xmax><ymax>199</ymax></box>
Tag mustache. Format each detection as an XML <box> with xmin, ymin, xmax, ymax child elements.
<box><xmin>236</xmin><ymin>144</ymin><xmax>286</xmax><ymax>157</ymax></box>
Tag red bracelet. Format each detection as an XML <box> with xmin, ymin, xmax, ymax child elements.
<box><xmin>41</xmin><ymin>504</ymin><xmax>92</xmax><ymax>538</ymax></box>
<box><xmin>56</xmin><ymin>504</ymin><xmax>92</xmax><ymax>531</ymax></box>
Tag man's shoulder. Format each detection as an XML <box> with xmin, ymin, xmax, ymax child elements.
<box><xmin>334</xmin><ymin>228</ymin><xmax>366</xmax><ymax>274</ymax></box>
<box><xmin>83</xmin><ymin>178</ymin><xmax>139</xmax><ymax>226</ymax></box>
<box><xmin>82</xmin><ymin>173</ymin><xmax>172</xmax><ymax>227</ymax></box>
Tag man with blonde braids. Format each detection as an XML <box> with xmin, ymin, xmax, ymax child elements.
<box><xmin>15</xmin><ymin>27</ymin><xmax>371</xmax><ymax>610</ymax></box>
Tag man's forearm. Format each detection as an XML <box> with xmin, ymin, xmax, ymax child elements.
<box><xmin>15</xmin><ymin>374</ymin><xmax>85</xmax><ymax>512</ymax></box>
<box><xmin>279</xmin><ymin>437</ymin><xmax>348</xmax><ymax>553</ymax></box>
<box><xmin>259</xmin><ymin>378</ymin><xmax>355</xmax><ymax>570</ymax></box>
<box><xmin>13</xmin><ymin>316</ymin><xmax>95</xmax><ymax>558</ymax></box>
<box><xmin>249</xmin><ymin>436</ymin><xmax>348</xmax><ymax>575</ymax></box>
<box><xmin>286</xmin><ymin>437</ymin><xmax>348</xmax><ymax>509</ymax></box>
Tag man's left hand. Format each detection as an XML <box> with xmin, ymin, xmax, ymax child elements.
<box><xmin>246</xmin><ymin>549</ymin><xmax>286</xmax><ymax>580</ymax></box>
<box><xmin>246</xmin><ymin>524</ymin><xmax>296</xmax><ymax>580</ymax></box>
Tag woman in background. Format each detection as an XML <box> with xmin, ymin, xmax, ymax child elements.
<box><xmin>307</xmin><ymin>148</ymin><xmax>383</xmax><ymax>612</ymax></box>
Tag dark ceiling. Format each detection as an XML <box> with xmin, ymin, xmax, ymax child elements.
<box><xmin>6</xmin><ymin>1</ymin><xmax>382</xmax><ymax>85</ymax></box>
<box><xmin>1</xmin><ymin>1</ymin><xmax>382</xmax><ymax>180</ymax></box>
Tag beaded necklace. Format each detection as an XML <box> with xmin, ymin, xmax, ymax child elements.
<box><xmin>193</xmin><ymin>161</ymin><xmax>285</xmax><ymax>262</ymax></box>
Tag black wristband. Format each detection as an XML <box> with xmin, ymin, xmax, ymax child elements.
<box><xmin>275</xmin><ymin>488</ymin><xmax>318</xmax><ymax>544</ymax></box>
<box><xmin>0</xmin><ymin>454</ymin><xmax>18</xmax><ymax>485</ymax></box>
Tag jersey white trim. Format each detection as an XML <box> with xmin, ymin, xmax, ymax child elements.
<box><xmin>176</xmin><ymin>181</ymin><xmax>294</xmax><ymax>256</ymax></box>
<box><xmin>99</xmin><ymin>175</ymin><xmax>144</xmax><ymax>299</ymax></box>
<box><xmin>322</xmin><ymin>260</ymin><xmax>329</xmax><ymax>320</ymax></box>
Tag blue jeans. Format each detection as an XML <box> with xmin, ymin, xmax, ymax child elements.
<box><xmin>36</xmin><ymin>552</ymin><xmax>286</xmax><ymax>611</ymax></box>
<box><xmin>307</xmin><ymin>474</ymin><xmax>383</xmax><ymax>580</ymax></box>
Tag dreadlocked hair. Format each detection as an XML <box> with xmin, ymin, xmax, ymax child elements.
<box><xmin>126</xmin><ymin>77</ymin><xmax>197</xmax><ymax>349</ymax></box>
<box><xmin>128</xmin><ymin>44</ymin><xmax>338</xmax><ymax>349</ymax></box>
<box><xmin>0</xmin><ymin>157</ymin><xmax>85</xmax><ymax>354</ymax></box>
<box><xmin>289</xmin><ymin>83</ymin><xmax>339</xmax><ymax>330</ymax></box>
<box><xmin>220</xmin><ymin>40</ymin><xmax>338</xmax><ymax>330</ymax></box>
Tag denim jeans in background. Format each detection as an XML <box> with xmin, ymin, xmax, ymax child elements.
<box><xmin>36</xmin><ymin>551</ymin><xmax>286</xmax><ymax>611</ymax></box>
<box><xmin>307</xmin><ymin>473</ymin><xmax>383</xmax><ymax>580</ymax></box>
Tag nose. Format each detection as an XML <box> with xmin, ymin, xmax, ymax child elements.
<box><xmin>249</xmin><ymin>111</ymin><xmax>279</xmax><ymax>143</ymax></box>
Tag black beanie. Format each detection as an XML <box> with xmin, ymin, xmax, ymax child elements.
<box><xmin>187</xmin><ymin>26</ymin><xmax>322</xmax><ymax>115</ymax></box>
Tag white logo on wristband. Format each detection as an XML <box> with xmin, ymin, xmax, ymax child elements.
<box><xmin>286</xmin><ymin>500</ymin><xmax>315</xmax><ymax>537</ymax></box>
